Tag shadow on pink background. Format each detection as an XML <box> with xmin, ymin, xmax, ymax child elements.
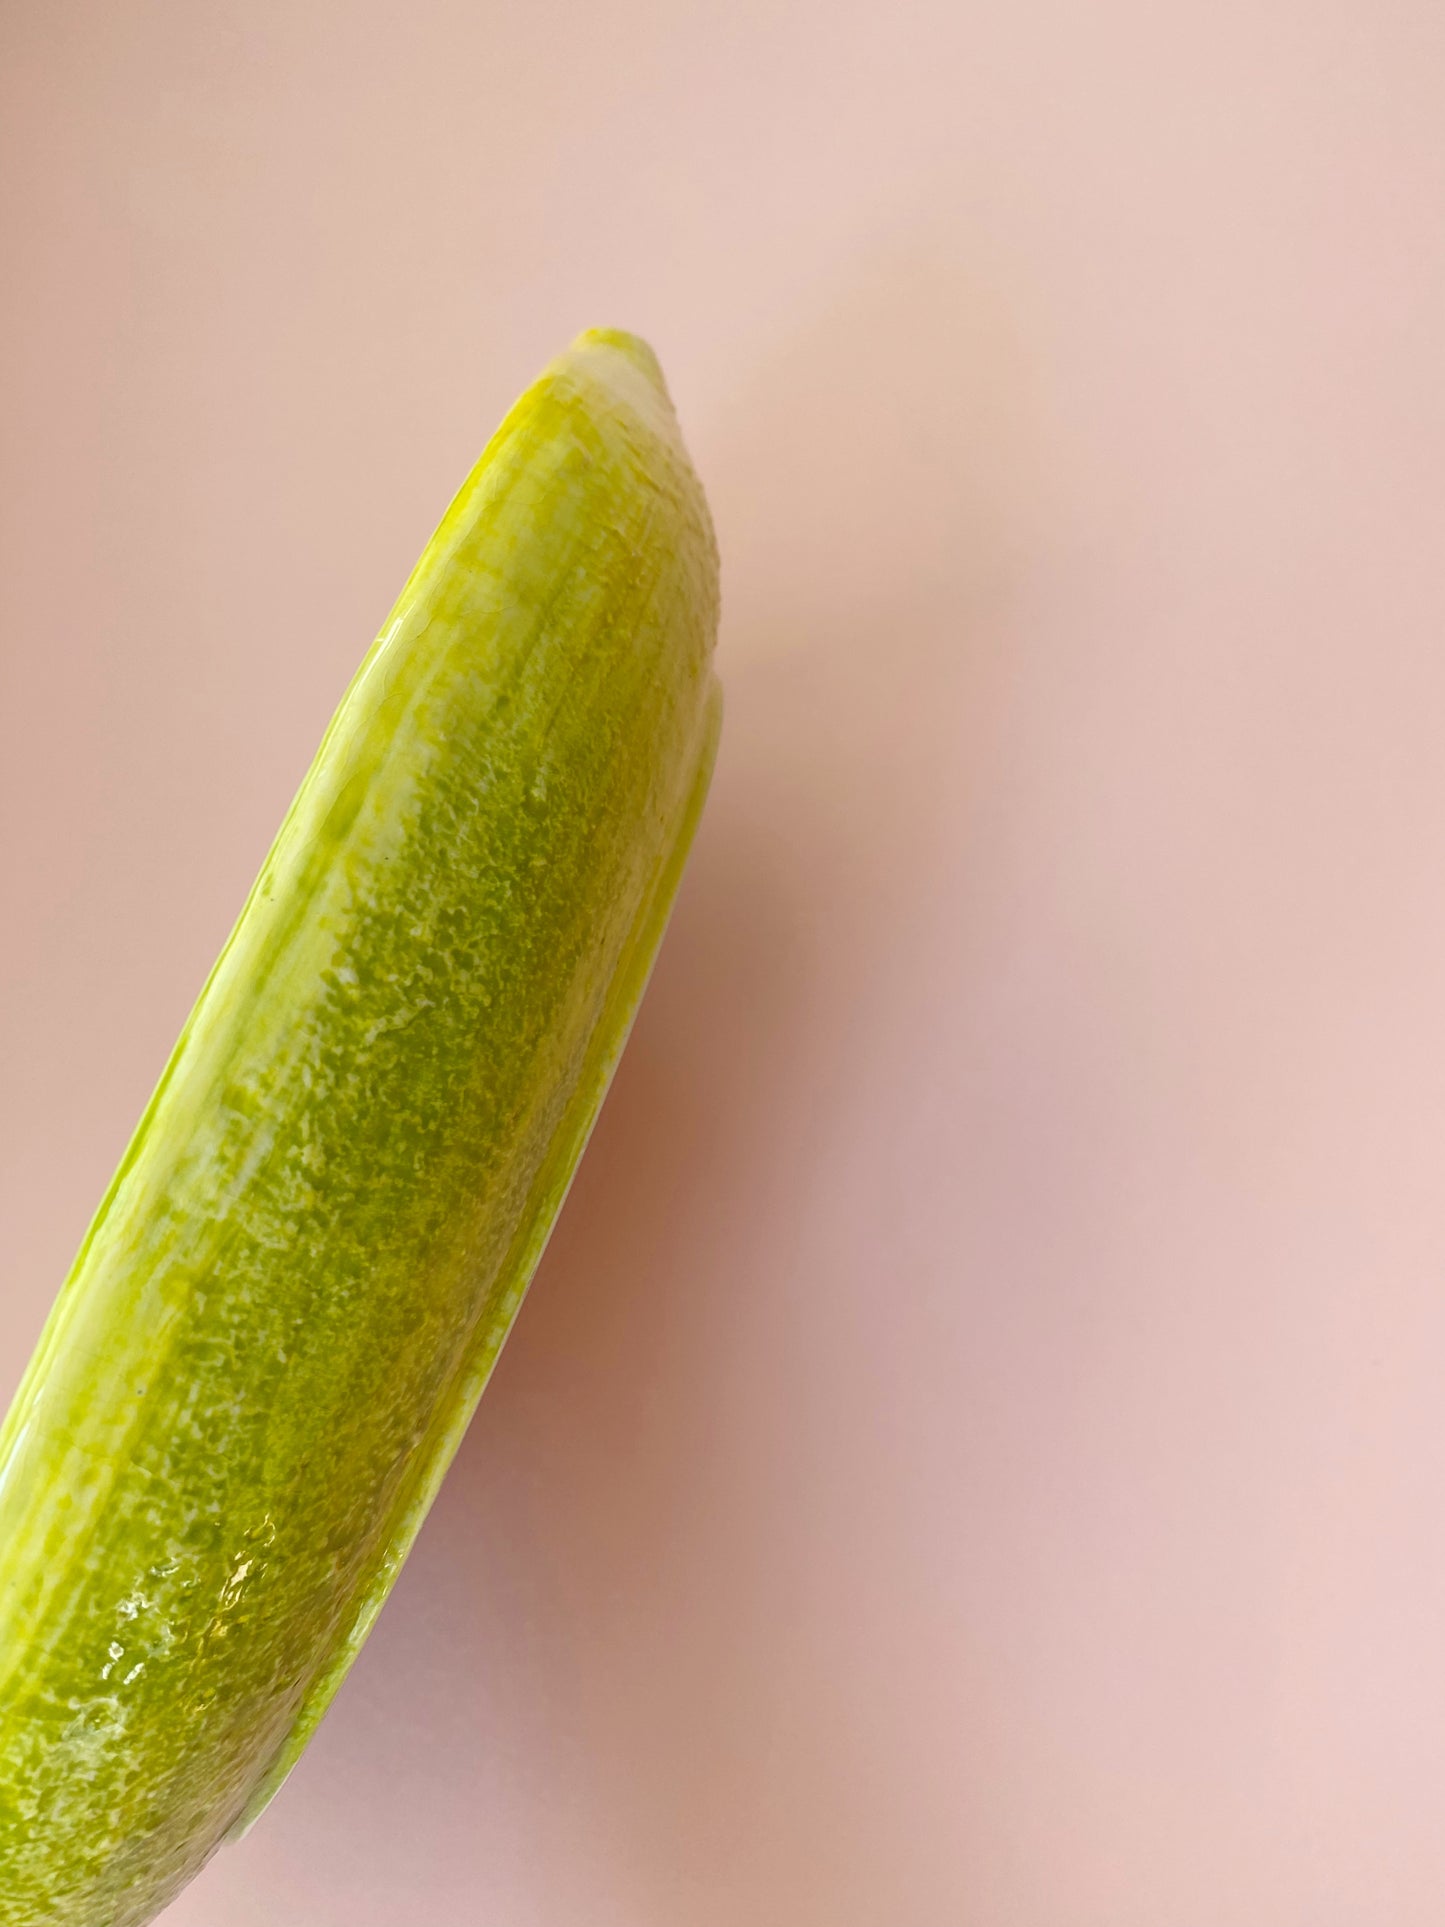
<box><xmin>6</xmin><ymin>3</ymin><xmax>1445</xmax><ymax>1921</ymax></box>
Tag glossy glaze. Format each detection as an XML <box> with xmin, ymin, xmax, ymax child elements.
<box><xmin>0</xmin><ymin>330</ymin><xmax>720</xmax><ymax>1927</ymax></box>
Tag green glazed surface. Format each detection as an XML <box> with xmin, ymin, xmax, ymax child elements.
<box><xmin>0</xmin><ymin>329</ymin><xmax>721</xmax><ymax>1927</ymax></box>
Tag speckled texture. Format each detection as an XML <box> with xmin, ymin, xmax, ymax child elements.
<box><xmin>0</xmin><ymin>329</ymin><xmax>720</xmax><ymax>1927</ymax></box>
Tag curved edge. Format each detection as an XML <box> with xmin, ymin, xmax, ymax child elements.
<box><xmin>225</xmin><ymin>675</ymin><xmax>723</xmax><ymax>1842</ymax></box>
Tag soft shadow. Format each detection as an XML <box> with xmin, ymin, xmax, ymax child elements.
<box><xmin>221</xmin><ymin>236</ymin><xmax>1037</xmax><ymax>1927</ymax></box>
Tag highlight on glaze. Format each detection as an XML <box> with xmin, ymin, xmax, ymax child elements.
<box><xmin>0</xmin><ymin>330</ymin><xmax>721</xmax><ymax>1927</ymax></box>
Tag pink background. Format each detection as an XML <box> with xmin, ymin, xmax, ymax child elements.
<box><xmin>5</xmin><ymin>3</ymin><xmax>1445</xmax><ymax>1921</ymax></box>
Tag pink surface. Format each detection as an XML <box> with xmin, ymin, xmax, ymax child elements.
<box><xmin>5</xmin><ymin>2</ymin><xmax>1445</xmax><ymax>1921</ymax></box>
